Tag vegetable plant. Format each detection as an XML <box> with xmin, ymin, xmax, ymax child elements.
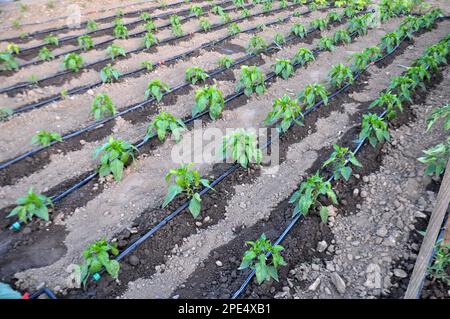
<box><xmin>322</xmin><ymin>144</ymin><xmax>362</xmax><ymax>181</ymax></box>
<box><xmin>140</xmin><ymin>12</ymin><xmax>152</xmax><ymax>22</ymax></box>
<box><xmin>405</xmin><ymin>65</ymin><xmax>431</xmax><ymax>91</ymax></box>
<box><xmin>359</xmin><ymin>113</ymin><xmax>390</xmax><ymax>147</ymax></box>
<box><xmin>114</xmin><ymin>18</ymin><xmax>124</xmax><ymax>27</ymax></box>
<box><xmin>199</xmin><ymin>17</ymin><xmax>211</xmax><ymax>32</ymax></box>
<box><xmin>0</xmin><ymin>107</ymin><xmax>13</xmax><ymax>121</ymax></box>
<box><xmin>145</xmin><ymin>79</ymin><xmax>170</xmax><ymax>101</ymax></box>
<box><xmin>272</xmin><ymin>59</ymin><xmax>294</xmax><ymax>80</ymax></box>
<box><xmin>77</xmin><ymin>35</ymin><xmax>94</xmax><ymax>50</ymax></box>
<box><xmin>347</xmin><ymin>14</ymin><xmax>370</xmax><ymax>36</ymax></box>
<box><xmin>293</xmin><ymin>47</ymin><xmax>315</xmax><ymax>66</ymax></box>
<box><xmin>91</xmin><ymin>93</ymin><xmax>117</xmax><ymax>120</ymax></box>
<box><xmin>0</xmin><ymin>51</ymin><xmax>18</xmax><ymax>71</ymax></box>
<box><xmin>380</xmin><ymin>31</ymin><xmax>401</xmax><ymax>54</ymax></box>
<box><xmin>63</xmin><ymin>53</ymin><xmax>84</xmax><ymax>72</ymax></box>
<box><xmin>238</xmin><ymin>234</ymin><xmax>287</xmax><ymax>284</ymax></box>
<box><xmin>7</xmin><ymin>188</ymin><xmax>53</xmax><ymax>223</ymax></box>
<box><xmin>146</xmin><ymin>111</ymin><xmax>186</xmax><ymax>142</ymax></box>
<box><xmin>228</xmin><ymin>22</ymin><xmax>241</xmax><ymax>36</ymax></box>
<box><xmin>44</xmin><ymin>34</ymin><xmax>59</xmax><ymax>46</ymax></box>
<box><xmin>113</xmin><ymin>24</ymin><xmax>128</xmax><ymax>39</ymax></box>
<box><xmin>273</xmin><ymin>33</ymin><xmax>285</xmax><ymax>47</ymax></box>
<box><xmin>6</xmin><ymin>43</ymin><xmax>20</xmax><ymax>54</ymax></box>
<box><xmin>185</xmin><ymin>66</ymin><xmax>209</xmax><ymax>84</ymax></box>
<box><xmin>218</xmin><ymin>55</ymin><xmax>234</xmax><ymax>69</ymax></box>
<box><xmin>100</xmin><ymin>64</ymin><xmax>121</xmax><ymax>83</ymax></box>
<box><xmin>145</xmin><ymin>20</ymin><xmax>157</xmax><ymax>32</ymax></box>
<box><xmin>143</xmin><ymin>32</ymin><xmax>158</xmax><ymax>48</ymax></box>
<box><xmin>418</xmin><ymin>137</ymin><xmax>450</xmax><ymax>176</ymax></box>
<box><xmin>349</xmin><ymin>52</ymin><xmax>369</xmax><ymax>72</ymax></box>
<box><xmin>77</xmin><ymin>239</ymin><xmax>120</xmax><ymax>287</ymax></box>
<box><xmin>211</xmin><ymin>5</ymin><xmax>225</xmax><ymax>15</ymax></box>
<box><xmin>193</xmin><ymin>85</ymin><xmax>224</xmax><ymax>120</ymax></box>
<box><xmin>32</xmin><ymin>130</ymin><xmax>62</xmax><ymax>146</ymax></box>
<box><xmin>328</xmin><ymin>63</ymin><xmax>354</xmax><ymax>88</ymax></box>
<box><xmin>262</xmin><ymin>1</ymin><xmax>272</xmax><ymax>12</ymax></box>
<box><xmin>388</xmin><ymin>76</ymin><xmax>415</xmax><ymax>103</ymax></box>
<box><xmin>190</xmin><ymin>4</ymin><xmax>203</xmax><ymax>17</ymax></box>
<box><xmin>170</xmin><ymin>15</ymin><xmax>183</xmax><ymax>36</ymax></box>
<box><xmin>310</xmin><ymin>18</ymin><xmax>328</xmax><ymax>31</ymax></box>
<box><xmin>220</xmin><ymin>12</ymin><xmax>232</xmax><ymax>23</ymax></box>
<box><xmin>327</xmin><ymin>11</ymin><xmax>343</xmax><ymax>23</ymax></box>
<box><xmin>86</xmin><ymin>19</ymin><xmax>98</xmax><ymax>31</ymax></box>
<box><xmin>298</xmin><ymin>83</ymin><xmax>328</xmax><ymax>109</ymax></box>
<box><xmin>233</xmin><ymin>0</ymin><xmax>245</xmax><ymax>7</ymax></box>
<box><xmin>246</xmin><ymin>35</ymin><xmax>267</xmax><ymax>54</ymax></box>
<box><xmin>106</xmin><ymin>44</ymin><xmax>126</xmax><ymax>60</ymax></box>
<box><xmin>426</xmin><ymin>104</ymin><xmax>450</xmax><ymax>131</ymax></box>
<box><xmin>289</xmin><ymin>172</ymin><xmax>337</xmax><ymax>222</ymax></box>
<box><xmin>428</xmin><ymin>242</ymin><xmax>450</xmax><ymax>284</ymax></box>
<box><xmin>264</xmin><ymin>94</ymin><xmax>303</xmax><ymax>132</ymax></box>
<box><xmin>369</xmin><ymin>91</ymin><xmax>403</xmax><ymax>120</ymax></box>
<box><xmin>162</xmin><ymin>163</ymin><xmax>211</xmax><ymax>218</ymax></box>
<box><xmin>94</xmin><ymin>137</ymin><xmax>138</xmax><ymax>182</ymax></box>
<box><xmin>236</xmin><ymin>65</ymin><xmax>266</xmax><ymax>96</ymax></box>
<box><xmin>291</xmin><ymin>23</ymin><xmax>307</xmax><ymax>38</ymax></box>
<box><xmin>333</xmin><ymin>29</ymin><xmax>351</xmax><ymax>45</ymax></box>
<box><xmin>318</xmin><ymin>35</ymin><xmax>334</xmax><ymax>51</ymax></box>
<box><xmin>141</xmin><ymin>60</ymin><xmax>154</xmax><ymax>71</ymax></box>
<box><xmin>220</xmin><ymin>129</ymin><xmax>262</xmax><ymax>168</ymax></box>
<box><xmin>240</xmin><ymin>8</ymin><xmax>250</xmax><ymax>18</ymax></box>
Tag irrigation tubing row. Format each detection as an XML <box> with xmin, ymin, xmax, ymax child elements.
<box><xmin>6</xmin><ymin>8</ymin><xmax>366</xmax><ymax>232</ymax></box>
<box><xmin>230</xmin><ymin>30</ymin><xmax>450</xmax><ymax>299</ymax></box>
<box><xmin>0</xmin><ymin>4</ymin><xmax>326</xmax><ymax>170</ymax></box>
<box><xmin>0</xmin><ymin>0</ymin><xmax>194</xmax><ymax>42</ymax></box>
<box><xmin>15</xmin><ymin>0</ymin><xmax>238</xmax><ymax>56</ymax></box>
<box><xmin>0</xmin><ymin>2</ymin><xmax>304</xmax><ymax>95</ymax></box>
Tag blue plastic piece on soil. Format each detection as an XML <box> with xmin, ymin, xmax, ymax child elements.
<box><xmin>92</xmin><ymin>273</ymin><xmax>101</xmax><ymax>281</ymax></box>
<box><xmin>11</xmin><ymin>222</ymin><xmax>20</xmax><ymax>231</ymax></box>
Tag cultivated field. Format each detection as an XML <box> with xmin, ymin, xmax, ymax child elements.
<box><xmin>0</xmin><ymin>0</ymin><xmax>449</xmax><ymax>299</ymax></box>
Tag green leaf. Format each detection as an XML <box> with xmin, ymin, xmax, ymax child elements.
<box><xmin>162</xmin><ymin>184</ymin><xmax>183</xmax><ymax>207</ymax></box>
<box><xmin>319</xmin><ymin>206</ymin><xmax>329</xmax><ymax>223</ymax></box>
<box><xmin>188</xmin><ymin>193</ymin><xmax>201</xmax><ymax>218</ymax></box>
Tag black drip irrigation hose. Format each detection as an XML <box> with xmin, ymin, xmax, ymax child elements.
<box><xmin>28</xmin><ymin>287</ymin><xmax>58</xmax><ymax>299</ymax></box>
<box><xmin>0</xmin><ymin>3</ymin><xmax>323</xmax><ymax>171</ymax></box>
<box><xmin>14</xmin><ymin>0</ymin><xmax>238</xmax><ymax>57</ymax></box>
<box><xmin>6</xmin><ymin>7</ymin><xmax>363</xmax><ymax>232</ymax></box>
<box><xmin>0</xmin><ymin>2</ymin><xmax>303</xmax><ymax>95</ymax></box>
<box><xmin>0</xmin><ymin>0</ymin><xmax>192</xmax><ymax>43</ymax></box>
<box><xmin>230</xmin><ymin>30</ymin><xmax>450</xmax><ymax>299</ymax></box>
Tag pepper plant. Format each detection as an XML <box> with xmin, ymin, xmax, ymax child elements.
<box><xmin>38</xmin><ymin>47</ymin><xmax>54</xmax><ymax>61</ymax></box>
<box><xmin>388</xmin><ymin>76</ymin><xmax>415</xmax><ymax>103</ymax></box>
<box><xmin>145</xmin><ymin>79</ymin><xmax>170</xmax><ymax>101</ymax></box>
<box><xmin>328</xmin><ymin>63</ymin><xmax>354</xmax><ymax>88</ymax></box>
<box><xmin>77</xmin><ymin>35</ymin><xmax>94</xmax><ymax>50</ymax></box>
<box><xmin>369</xmin><ymin>91</ymin><xmax>403</xmax><ymax>120</ymax></box>
<box><xmin>87</xmin><ymin>19</ymin><xmax>98</xmax><ymax>31</ymax></box>
<box><xmin>291</xmin><ymin>23</ymin><xmax>307</xmax><ymax>38</ymax></box>
<box><xmin>170</xmin><ymin>15</ymin><xmax>183</xmax><ymax>36</ymax></box>
<box><xmin>426</xmin><ymin>104</ymin><xmax>450</xmax><ymax>131</ymax></box>
<box><xmin>77</xmin><ymin>239</ymin><xmax>120</xmax><ymax>288</ymax></box>
<box><xmin>246</xmin><ymin>35</ymin><xmax>267</xmax><ymax>54</ymax></box>
<box><xmin>100</xmin><ymin>64</ymin><xmax>121</xmax><ymax>83</ymax></box>
<box><xmin>192</xmin><ymin>85</ymin><xmax>224</xmax><ymax>120</ymax></box>
<box><xmin>380</xmin><ymin>31</ymin><xmax>402</xmax><ymax>54</ymax></box>
<box><xmin>32</xmin><ymin>130</ymin><xmax>62</xmax><ymax>146</ymax></box>
<box><xmin>0</xmin><ymin>107</ymin><xmax>13</xmax><ymax>121</ymax></box>
<box><xmin>7</xmin><ymin>188</ymin><xmax>53</xmax><ymax>223</ymax></box>
<box><xmin>327</xmin><ymin>11</ymin><xmax>343</xmax><ymax>23</ymax></box>
<box><xmin>145</xmin><ymin>20</ymin><xmax>157</xmax><ymax>32</ymax></box>
<box><xmin>289</xmin><ymin>172</ymin><xmax>337</xmax><ymax>222</ymax></box>
<box><xmin>359</xmin><ymin>113</ymin><xmax>390</xmax><ymax>147</ymax></box>
<box><xmin>220</xmin><ymin>129</ymin><xmax>262</xmax><ymax>168</ymax></box>
<box><xmin>298</xmin><ymin>83</ymin><xmax>328</xmax><ymax>109</ymax></box>
<box><xmin>236</xmin><ymin>65</ymin><xmax>266</xmax><ymax>96</ymax></box>
<box><xmin>322</xmin><ymin>144</ymin><xmax>362</xmax><ymax>181</ymax></box>
<box><xmin>238</xmin><ymin>234</ymin><xmax>287</xmax><ymax>284</ymax></box>
<box><xmin>418</xmin><ymin>137</ymin><xmax>450</xmax><ymax>177</ymax></box>
<box><xmin>6</xmin><ymin>43</ymin><xmax>20</xmax><ymax>54</ymax></box>
<box><xmin>162</xmin><ymin>163</ymin><xmax>211</xmax><ymax>218</ymax></box>
<box><xmin>63</xmin><ymin>53</ymin><xmax>84</xmax><ymax>72</ymax></box>
<box><xmin>310</xmin><ymin>17</ymin><xmax>328</xmax><ymax>31</ymax></box>
<box><xmin>199</xmin><ymin>17</ymin><xmax>211</xmax><ymax>32</ymax></box>
<box><xmin>218</xmin><ymin>55</ymin><xmax>234</xmax><ymax>69</ymax></box>
<box><xmin>143</xmin><ymin>32</ymin><xmax>158</xmax><ymax>48</ymax></box>
<box><xmin>44</xmin><ymin>34</ymin><xmax>59</xmax><ymax>46</ymax></box>
<box><xmin>190</xmin><ymin>4</ymin><xmax>203</xmax><ymax>17</ymax></box>
<box><xmin>146</xmin><ymin>111</ymin><xmax>186</xmax><ymax>142</ymax></box>
<box><xmin>273</xmin><ymin>33</ymin><xmax>285</xmax><ymax>47</ymax></box>
<box><xmin>293</xmin><ymin>47</ymin><xmax>315</xmax><ymax>66</ymax></box>
<box><xmin>0</xmin><ymin>51</ymin><xmax>18</xmax><ymax>70</ymax></box>
<box><xmin>94</xmin><ymin>137</ymin><xmax>138</xmax><ymax>182</ymax></box>
<box><xmin>106</xmin><ymin>44</ymin><xmax>126</xmax><ymax>60</ymax></box>
<box><xmin>272</xmin><ymin>59</ymin><xmax>294</xmax><ymax>80</ymax></box>
<box><xmin>428</xmin><ymin>242</ymin><xmax>450</xmax><ymax>285</ymax></box>
<box><xmin>228</xmin><ymin>22</ymin><xmax>241</xmax><ymax>36</ymax></box>
<box><xmin>91</xmin><ymin>93</ymin><xmax>117</xmax><ymax>119</ymax></box>
<box><xmin>264</xmin><ymin>94</ymin><xmax>303</xmax><ymax>132</ymax></box>
<box><xmin>333</xmin><ymin>29</ymin><xmax>351</xmax><ymax>45</ymax></box>
<box><xmin>185</xmin><ymin>66</ymin><xmax>209</xmax><ymax>84</ymax></box>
